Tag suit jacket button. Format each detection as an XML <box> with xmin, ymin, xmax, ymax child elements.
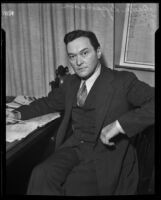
<box><xmin>80</xmin><ymin>140</ymin><xmax>84</xmax><ymax>143</ymax></box>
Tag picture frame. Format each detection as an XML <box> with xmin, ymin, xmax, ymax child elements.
<box><xmin>118</xmin><ymin>3</ymin><xmax>158</xmax><ymax>71</ymax></box>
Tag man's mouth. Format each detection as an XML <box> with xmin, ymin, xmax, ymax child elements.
<box><xmin>78</xmin><ymin>67</ymin><xmax>87</xmax><ymax>71</ymax></box>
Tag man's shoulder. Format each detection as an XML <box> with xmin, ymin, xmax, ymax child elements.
<box><xmin>64</xmin><ymin>73</ymin><xmax>79</xmax><ymax>81</ymax></box>
<box><xmin>104</xmin><ymin>67</ymin><xmax>136</xmax><ymax>81</ymax></box>
<box><xmin>61</xmin><ymin>73</ymin><xmax>79</xmax><ymax>87</ymax></box>
<box><xmin>112</xmin><ymin>68</ymin><xmax>133</xmax><ymax>75</ymax></box>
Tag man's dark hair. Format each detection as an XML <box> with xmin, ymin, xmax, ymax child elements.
<box><xmin>64</xmin><ymin>30</ymin><xmax>100</xmax><ymax>51</ymax></box>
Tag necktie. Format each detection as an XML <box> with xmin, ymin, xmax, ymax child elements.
<box><xmin>77</xmin><ymin>81</ymin><xmax>87</xmax><ymax>107</ymax></box>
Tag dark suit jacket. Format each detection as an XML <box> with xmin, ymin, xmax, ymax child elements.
<box><xmin>17</xmin><ymin>66</ymin><xmax>154</xmax><ymax>195</ymax></box>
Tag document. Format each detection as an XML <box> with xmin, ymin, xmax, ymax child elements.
<box><xmin>6</xmin><ymin>112</ymin><xmax>60</xmax><ymax>142</ymax></box>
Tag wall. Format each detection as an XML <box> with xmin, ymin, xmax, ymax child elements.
<box><xmin>114</xmin><ymin>3</ymin><xmax>155</xmax><ymax>87</ymax></box>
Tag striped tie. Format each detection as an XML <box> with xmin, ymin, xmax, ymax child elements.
<box><xmin>77</xmin><ymin>81</ymin><xmax>87</xmax><ymax>107</ymax></box>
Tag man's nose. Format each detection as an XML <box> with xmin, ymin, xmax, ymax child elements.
<box><xmin>76</xmin><ymin>55</ymin><xmax>83</xmax><ymax>66</ymax></box>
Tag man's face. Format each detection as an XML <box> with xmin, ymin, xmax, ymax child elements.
<box><xmin>66</xmin><ymin>37</ymin><xmax>101</xmax><ymax>79</ymax></box>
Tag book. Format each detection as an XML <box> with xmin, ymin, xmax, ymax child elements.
<box><xmin>6</xmin><ymin>112</ymin><xmax>60</xmax><ymax>142</ymax></box>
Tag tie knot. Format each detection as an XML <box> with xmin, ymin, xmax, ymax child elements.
<box><xmin>81</xmin><ymin>80</ymin><xmax>86</xmax><ymax>89</ymax></box>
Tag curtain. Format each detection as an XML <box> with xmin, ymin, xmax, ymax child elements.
<box><xmin>2</xmin><ymin>3</ymin><xmax>114</xmax><ymax>98</ymax></box>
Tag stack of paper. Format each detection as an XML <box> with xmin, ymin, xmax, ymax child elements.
<box><xmin>6</xmin><ymin>112</ymin><xmax>60</xmax><ymax>142</ymax></box>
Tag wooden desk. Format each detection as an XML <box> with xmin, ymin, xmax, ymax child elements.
<box><xmin>6</xmin><ymin>117</ymin><xmax>61</xmax><ymax>195</ymax></box>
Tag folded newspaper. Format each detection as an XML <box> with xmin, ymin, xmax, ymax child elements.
<box><xmin>6</xmin><ymin>113</ymin><xmax>60</xmax><ymax>142</ymax></box>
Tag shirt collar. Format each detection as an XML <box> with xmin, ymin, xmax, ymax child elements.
<box><xmin>80</xmin><ymin>63</ymin><xmax>101</xmax><ymax>94</ymax></box>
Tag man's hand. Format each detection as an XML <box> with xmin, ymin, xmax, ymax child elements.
<box><xmin>100</xmin><ymin>121</ymin><xmax>122</xmax><ymax>146</ymax></box>
<box><xmin>6</xmin><ymin>109</ymin><xmax>20</xmax><ymax>124</ymax></box>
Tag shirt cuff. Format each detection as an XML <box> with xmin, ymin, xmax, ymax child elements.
<box><xmin>116</xmin><ymin>120</ymin><xmax>125</xmax><ymax>134</ymax></box>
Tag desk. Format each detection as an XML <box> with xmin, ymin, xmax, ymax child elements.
<box><xmin>6</xmin><ymin>117</ymin><xmax>61</xmax><ymax>195</ymax></box>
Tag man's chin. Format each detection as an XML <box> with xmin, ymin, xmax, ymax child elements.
<box><xmin>78</xmin><ymin>73</ymin><xmax>89</xmax><ymax>80</ymax></box>
<box><xmin>77</xmin><ymin>72</ymin><xmax>88</xmax><ymax>78</ymax></box>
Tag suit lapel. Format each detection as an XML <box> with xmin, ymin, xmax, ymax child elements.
<box><xmin>55</xmin><ymin>75</ymin><xmax>80</xmax><ymax>149</ymax></box>
<box><xmin>95</xmin><ymin>66</ymin><xmax>116</xmax><ymax>137</ymax></box>
<box><xmin>65</xmin><ymin>75</ymin><xmax>80</xmax><ymax>116</ymax></box>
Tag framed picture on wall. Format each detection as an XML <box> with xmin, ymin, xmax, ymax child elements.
<box><xmin>118</xmin><ymin>3</ymin><xmax>158</xmax><ymax>71</ymax></box>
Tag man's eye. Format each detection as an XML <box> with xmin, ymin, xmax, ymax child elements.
<box><xmin>69</xmin><ymin>55</ymin><xmax>75</xmax><ymax>60</ymax></box>
<box><xmin>82</xmin><ymin>51</ymin><xmax>88</xmax><ymax>56</ymax></box>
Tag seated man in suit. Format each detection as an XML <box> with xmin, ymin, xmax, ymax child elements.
<box><xmin>6</xmin><ymin>30</ymin><xmax>154</xmax><ymax>195</ymax></box>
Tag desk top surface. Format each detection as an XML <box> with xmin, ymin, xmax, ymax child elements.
<box><xmin>6</xmin><ymin>96</ymin><xmax>61</xmax><ymax>165</ymax></box>
<box><xmin>6</xmin><ymin>117</ymin><xmax>61</xmax><ymax>166</ymax></box>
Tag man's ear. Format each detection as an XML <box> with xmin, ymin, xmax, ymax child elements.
<box><xmin>97</xmin><ymin>47</ymin><xmax>102</xmax><ymax>59</ymax></box>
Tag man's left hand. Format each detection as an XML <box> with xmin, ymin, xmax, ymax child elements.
<box><xmin>100</xmin><ymin>121</ymin><xmax>121</xmax><ymax>146</ymax></box>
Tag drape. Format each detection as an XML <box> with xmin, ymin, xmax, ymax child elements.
<box><xmin>2</xmin><ymin>3</ymin><xmax>114</xmax><ymax>98</ymax></box>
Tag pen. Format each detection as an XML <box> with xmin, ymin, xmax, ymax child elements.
<box><xmin>7</xmin><ymin>118</ymin><xmax>25</xmax><ymax>124</ymax></box>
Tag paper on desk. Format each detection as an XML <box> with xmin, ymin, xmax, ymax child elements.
<box><xmin>6</xmin><ymin>101</ymin><xmax>22</xmax><ymax>109</ymax></box>
<box><xmin>6</xmin><ymin>112</ymin><xmax>60</xmax><ymax>142</ymax></box>
<box><xmin>6</xmin><ymin>95</ymin><xmax>35</xmax><ymax>108</ymax></box>
<box><xmin>6</xmin><ymin>122</ymin><xmax>39</xmax><ymax>142</ymax></box>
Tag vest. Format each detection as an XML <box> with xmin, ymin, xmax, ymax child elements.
<box><xmin>71</xmin><ymin>76</ymin><xmax>101</xmax><ymax>143</ymax></box>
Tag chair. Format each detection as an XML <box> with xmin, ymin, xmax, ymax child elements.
<box><xmin>131</xmin><ymin>125</ymin><xmax>155</xmax><ymax>194</ymax></box>
<box><xmin>49</xmin><ymin>65</ymin><xmax>69</xmax><ymax>91</ymax></box>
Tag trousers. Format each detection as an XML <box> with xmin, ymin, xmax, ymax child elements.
<box><xmin>27</xmin><ymin>142</ymin><xmax>99</xmax><ymax>196</ymax></box>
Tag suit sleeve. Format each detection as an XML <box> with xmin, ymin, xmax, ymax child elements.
<box><xmin>118</xmin><ymin>72</ymin><xmax>154</xmax><ymax>137</ymax></box>
<box><xmin>15</xmin><ymin>79</ymin><xmax>67</xmax><ymax>120</ymax></box>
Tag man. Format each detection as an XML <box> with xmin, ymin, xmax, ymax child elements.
<box><xmin>6</xmin><ymin>30</ymin><xmax>154</xmax><ymax>195</ymax></box>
